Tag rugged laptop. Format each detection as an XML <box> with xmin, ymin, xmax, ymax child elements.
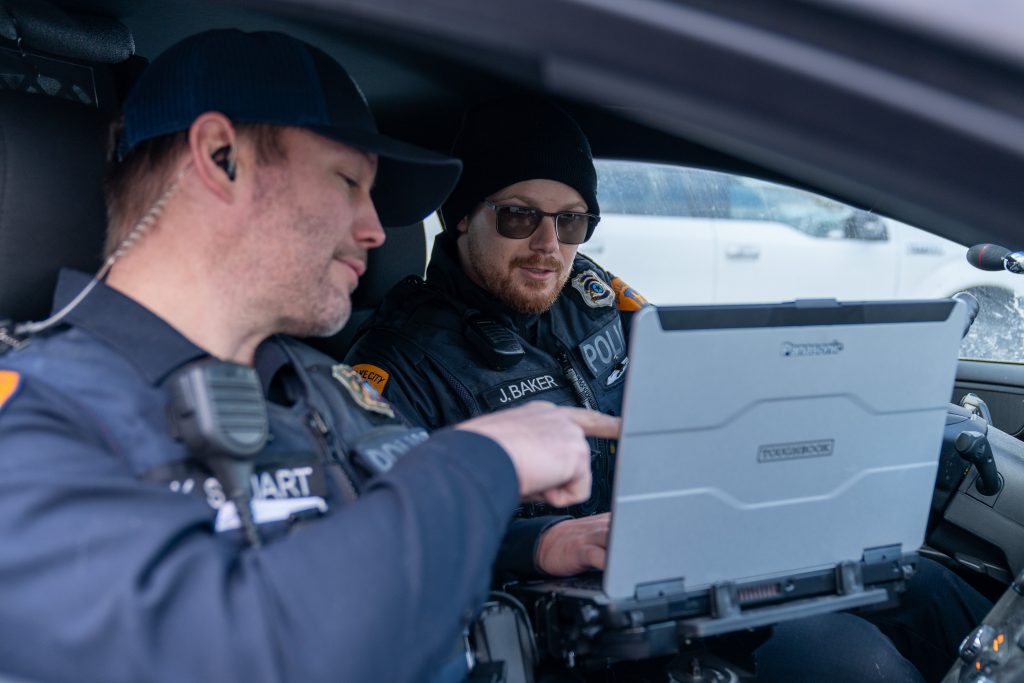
<box><xmin>510</xmin><ymin>298</ymin><xmax>967</xmax><ymax>665</ymax></box>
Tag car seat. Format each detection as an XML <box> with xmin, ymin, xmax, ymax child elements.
<box><xmin>0</xmin><ymin>87</ymin><xmax>110</xmax><ymax>326</ymax></box>
<box><xmin>0</xmin><ymin>1</ymin><xmax>137</xmax><ymax>327</ymax></box>
<box><xmin>303</xmin><ymin>221</ymin><xmax>426</xmax><ymax>359</ymax></box>
<box><xmin>0</xmin><ymin>16</ymin><xmax>427</xmax><ymax>358</ymax></box>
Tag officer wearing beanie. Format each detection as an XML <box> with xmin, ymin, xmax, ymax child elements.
<box><xmin>0</xmin><ymin>34</ymin><xmax>614</xmax><ymax>683</ymax></box>
<box><xmin>345</xmin><ymin>98</ymin><xmax>648</xmax><ymax>578</ymax></box>
<box><xmin>343</xmin><ymin>98</ymin><xmax>994</xmax><ymax>683</ymax></box>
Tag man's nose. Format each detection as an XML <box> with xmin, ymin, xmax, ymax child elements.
<box><xmin>356</xmin><ymin>197</ymin><xmax>386</xmax><ymax>249</ymax></box>
<box><xmin>529</xmin><ymin>216</ymin><xmax>559</xmax><ymax>252</ymax></box>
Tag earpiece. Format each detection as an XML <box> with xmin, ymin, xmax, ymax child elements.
<box><xmin>211</xmin><ymin>145</ymin><xmax>236</xmax><ymax>182</ymax></box>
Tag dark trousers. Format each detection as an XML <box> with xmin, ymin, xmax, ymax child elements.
<box><xmin>755</xmin><ymin>557</ymin><xmax>991</xmax><ymax>683</ymax></box>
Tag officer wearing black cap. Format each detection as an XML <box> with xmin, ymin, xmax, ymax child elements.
<box><xmin>0</xmin><ymin>31</ymin><xmax>615</xmax><ymax>683</ymax></box>
<box><xmin>346</xmin><ymin>98</ymin><xmax>643</xmax><ymax>577</ymax></box>
<box><xmin>343</xmin><ymin>99</ymin><xmax>993</xmax><ymax>681</ymax></box>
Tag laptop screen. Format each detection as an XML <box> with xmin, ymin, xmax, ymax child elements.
<box><xmin>603</xmin><ymin>299</ymin><xmax>966</xmax><ymax>599</ymax></box>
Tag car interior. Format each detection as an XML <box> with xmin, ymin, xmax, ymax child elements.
<box><xmin>4</xmin><ymin>0</ymin><xmax>1024</xmax><ymax>680</ymax></box>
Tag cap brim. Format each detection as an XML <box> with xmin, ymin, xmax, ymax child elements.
<box><xmin>308</xmin><ymin>126</ymin><xmax>462</xmax><ymax>228</ymax></box>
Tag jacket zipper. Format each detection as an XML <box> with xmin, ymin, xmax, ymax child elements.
<box><xmin>308</xmin><ymin>408</ymin><xmax>359</xmax><ymax>503</ymax></box>
<box><xmin>556</xmin><ymin>350</ymin><xmax>599</xmax><ymax>411</ymax></box>
<box><xmin>556</xmin><ymin>350</ymin><xmax>612</xmax><ymax>513</ymax></box>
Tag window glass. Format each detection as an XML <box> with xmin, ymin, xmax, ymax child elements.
<box><xmin>597</xmin><ymin>163</ymin><xmax>692</xmax><ymax>216</ymax></box>
<box><xmin>587</xmin><ymin>160</ymin><xmax>1024</xmax><ymax>362</ymax></box>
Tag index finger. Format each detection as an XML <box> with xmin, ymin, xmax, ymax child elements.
<box><xmin>558</xmin><ymin>407</ymin><xmax>621</xmax><ymax>440</ymax></box>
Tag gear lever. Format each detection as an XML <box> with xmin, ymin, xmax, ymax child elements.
<box><xmin>961</xmin><ymin>392</ymin><xmax>993</xmax><ymax>425</ymax></box>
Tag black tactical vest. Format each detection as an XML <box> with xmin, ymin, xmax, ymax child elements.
<box><xmin>346</xmin><ymin>240</ymin><xmax>630</xmax><ymax>517</ymax></box>
<box><xmin>144</xmin><ymin>339</ymin><xmax>426</xmax><ymax>542</ymax></box>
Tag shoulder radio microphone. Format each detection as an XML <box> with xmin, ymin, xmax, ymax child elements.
<box><xmin>167</xmin><ymin>359</ymin><xmax>268</xmax><ymax>547</ymax></box>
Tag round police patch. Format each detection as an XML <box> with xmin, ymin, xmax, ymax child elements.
<box><xmin>571</xmin><ymin>270</ymin><xmax>614</xmax><ymax>309</ymax></box>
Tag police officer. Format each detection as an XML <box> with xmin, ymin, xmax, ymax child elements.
<box><xmin>343</xmin><ymin>99</ymin><xmax>992</xmax><ymax>681</ymax></box>
<box><xmin>0</xmin><ymin>31</ymin><xmax>617</xmax><ymax>683</ymax></box>
<box><xmin>345</xmin><ymin>99</ymin><xmax>636</xmax><ymax>577</ymax></box>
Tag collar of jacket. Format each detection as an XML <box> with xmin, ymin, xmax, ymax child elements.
<box><xmin>53</xmin><ymin>268</ymin><xmax>293</xmax><ymax>389</ymax></box>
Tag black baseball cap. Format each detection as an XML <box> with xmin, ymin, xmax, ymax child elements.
<box><xmin>117</xmin><ymin>29</ymin><xmax>461</xmax><ymax>227</ymax></box>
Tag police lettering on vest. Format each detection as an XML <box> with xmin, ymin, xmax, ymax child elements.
<box><xmin>351</xmin><ymin>425</ymin><xmax>430</xmax><ymax>475</ymax></box>
<box><xmin>578</xmin><ymin>320</ymin><xmax>626</xmax><ymax>380</ymax></box>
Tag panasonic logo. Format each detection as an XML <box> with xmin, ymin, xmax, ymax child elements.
<box><xmin>757</xmin><ymin>439</ymin><xmax>835</xmax><ymax>463</ymax></box>
<box><xmin>781</xmin><ymin>340</ymin><xmax>844</xmax><ymax>357</ymax></box>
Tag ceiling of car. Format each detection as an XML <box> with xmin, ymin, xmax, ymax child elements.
<box><xmin>32</xmin><ymin>0</ymin><xmax>1024</xmax><ymax>250</ymax></box>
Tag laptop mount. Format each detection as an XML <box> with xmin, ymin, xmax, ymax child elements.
<box><xmin>508</xmin><ymin>545</ymin><xmax>915</xmax><ymax>671</ymax></box>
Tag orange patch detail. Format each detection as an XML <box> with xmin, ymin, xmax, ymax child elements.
<box><xmin>353</xmin><ymin>364</ymin><xmax>390</xmax><ymax>393</ymax></box>
<box><xmin>610</xmin><ymin>277</ymin><xmax>649</xmax><ymax>312</ymax></box>
<box><xmin>0</xmin><ymin>370</ymin><xmax>21</xmax><ymax>413</ymax></box>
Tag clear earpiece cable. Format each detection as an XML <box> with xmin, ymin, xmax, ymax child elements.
<box><xmin>14</xmin><ymin>164</ymin><xmax>190</xmax><ymax>337</ymax></box>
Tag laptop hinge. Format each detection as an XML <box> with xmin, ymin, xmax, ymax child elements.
<box><xmin>838</xmin><ymin>544</ymin><xmax>904</xmax><ymax>595</ymax></box>
<box><xmin>634</xmin><ymin>577</ymin><xmax>686</xmax><ymax>600</ymax></box>
<box><xmin>862</xmin><ymin>543</ymin><xmax>902</xmax><ymax>565</ymax></box>
<box><xmin>835</xmin><ymin>561</ymin><xmax>865</xmax><ymax>595</ymax></box>
<box><xmin>711</xmin><ymin>582</ymin><xmax>740</xmax><ymax>619</ymax></box>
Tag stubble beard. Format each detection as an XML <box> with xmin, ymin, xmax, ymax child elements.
<box><xmin>281</xmin><ymin>296</ymin><xmax>350</xmax><ymax>338</ymax></box>
<box><xmin>467</xmin><ymin>236</ymin><xmax>570</xmax><ymax>314</ymax></box>
<box><xmin>274</xmin><ymin>244</ymin><xmax>352</xmax><ymax>338</ymax></box>
<box><xmin>250</xmin><ymin>172</ymin><xmax>352</xmax><ymax>338</ymax></box>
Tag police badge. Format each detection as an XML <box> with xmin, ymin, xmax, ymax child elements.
<box><xmin>331</xmin><ymin>364</ymin><xmax>395</xmax><ymax>418</ymax></box>
<box><xmin>572</xmin><ymin>270</ymin><xmax>615</xmax><ymax>309</ymax></box>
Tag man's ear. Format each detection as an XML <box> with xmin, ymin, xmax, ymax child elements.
<box><xmin>188</xmin><ymin>113</ymin><xmax>238</xmax><ymax>203</ymax></box>
<box><xmin>456</xmin><ymin>216</ymin><xmax>470</xmax><ymax>234</ymax></box>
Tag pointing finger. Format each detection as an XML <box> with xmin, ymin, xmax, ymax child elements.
<box><xmin>560</xmin><ymin>407</ymin><xmax>621</xmax><ymax>440</ymax></box>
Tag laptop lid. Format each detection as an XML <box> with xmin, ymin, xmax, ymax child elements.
<box><xmin>603</xmin><ymin>299</ymin><xmax>966</xmax><ymax>600</ymax></box>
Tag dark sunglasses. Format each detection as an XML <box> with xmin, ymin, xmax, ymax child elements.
<box><xmin>484</xmin><ymin>201</ymin><xmax>600</xmax><ymax>245</ymax></box>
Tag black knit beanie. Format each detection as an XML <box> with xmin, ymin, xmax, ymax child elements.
<box><xmin>439</xmin><ymin>98</ymin><xmax>598</xmax><ymax>230</ymax></box>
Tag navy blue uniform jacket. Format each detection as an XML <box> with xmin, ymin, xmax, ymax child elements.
<box><xmin>0</xmin><ymin>270</ymin><xmax>519</xmax><ymax>683</ymax></box>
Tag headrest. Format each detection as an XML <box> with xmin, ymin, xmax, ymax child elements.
<box><xmin>352</xmin><ymin>223</ymin><xmax>426</xmax><ymax>308</ymax></box>
<box><xmin>0</xmin><ymin>90</ymin><xmax>109</xmax><ymax>324</ymax></box>
<box><xmin>304</xmin><ymin>221</ymin><xmax>427</xmax><ymax>359</ymax></box>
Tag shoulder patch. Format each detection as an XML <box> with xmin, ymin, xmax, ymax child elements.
<box><xmin>352</xmin><ymin>363</ymin><xmax>390</xmax><ymax>394</ymax></box>
<box><xmin>0</xmin><ymin>370</ymin><xmax>21</xmax><ymax>415</ymax></box>
<box><xmin>571</xmin><ymin>269</ymin><xmax>614</xmax><ymax>309</ymax></box>
<box><xmin>331</xmin><ymin>364</ymin><xmax>395</xmax><ymax>419</ymax></box>
<box><xmin>610</xmin><ymin>276</ymin><xmax>649</xmax><ymax>312</ymax></box>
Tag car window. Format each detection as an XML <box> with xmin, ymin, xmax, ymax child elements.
<box><xmin>598</xmin><ymin>164</ymin><xmax>696</xmax><ymax>216</ymax></box>
<box><xmin>589</xmin><ymin>160</ymin><xmax>1024</xmax><ymax>363</ymax></box>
